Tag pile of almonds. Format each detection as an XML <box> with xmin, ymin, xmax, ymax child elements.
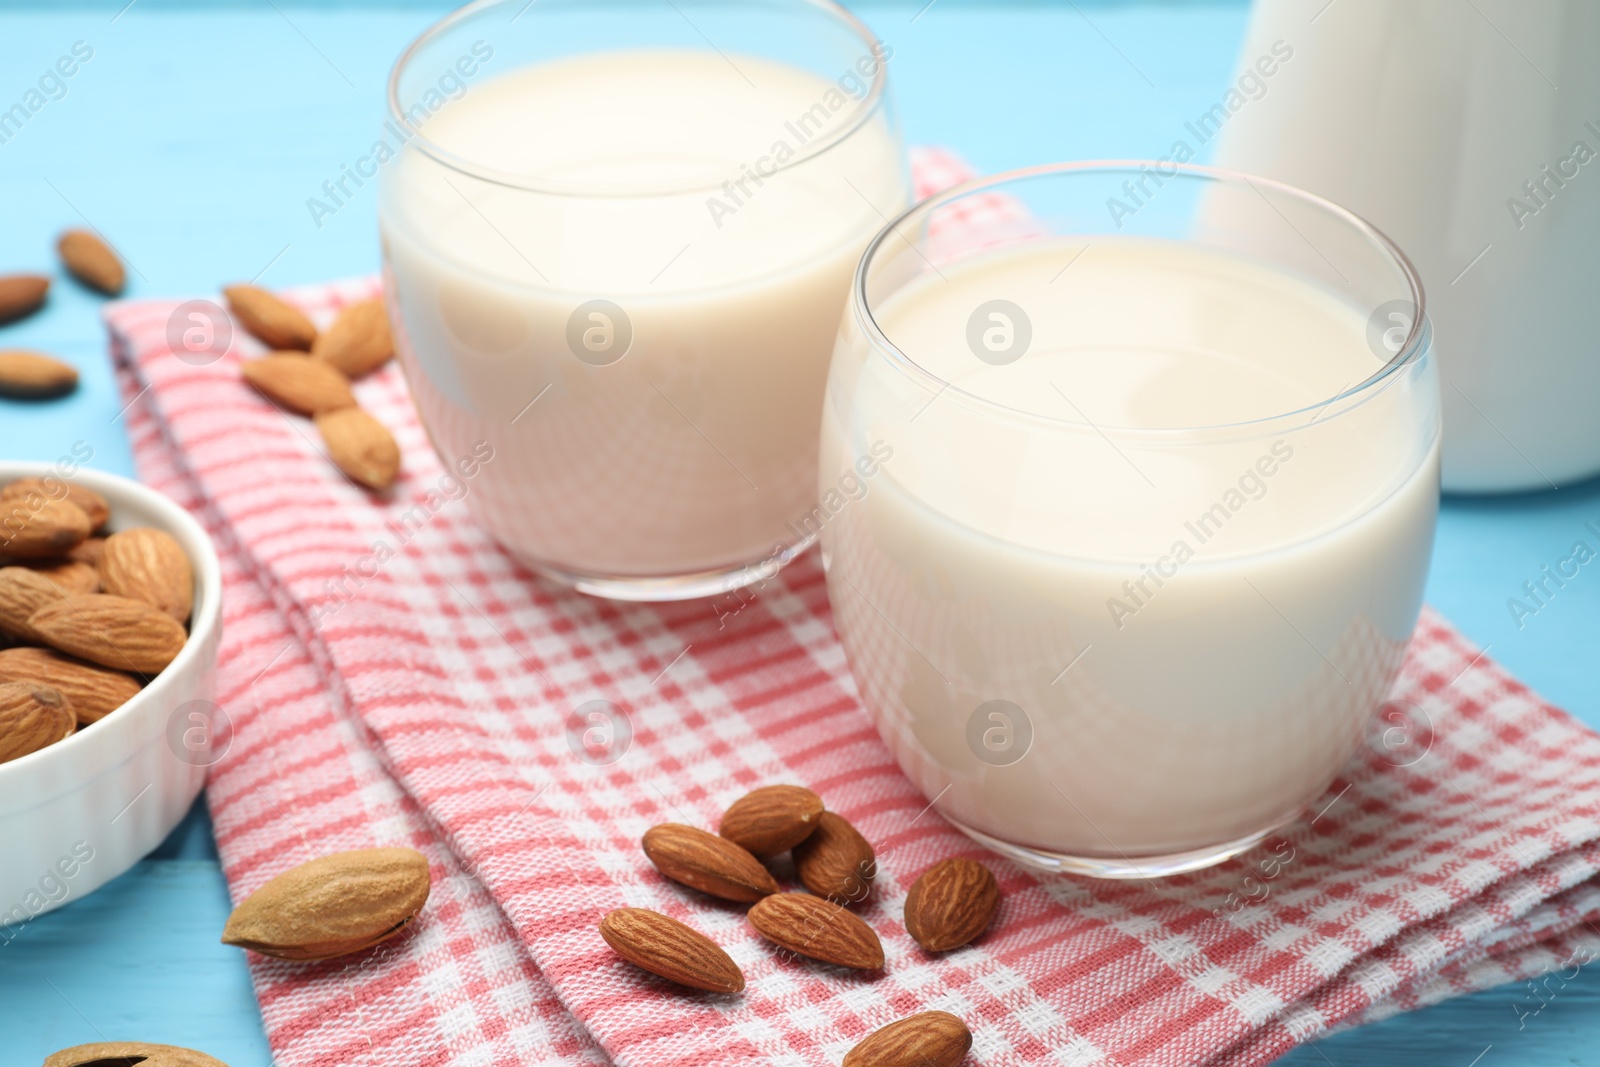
<box><xmin>0</xmin><ymin>475</ymin><xmax>194</xmax><ymax>764</ymax></box>
<box><xmin>0</xmin><ymin>229</ymin><xmax>126</xmax><ymax>401</ymax></box>
<box><xmin>226</xmin><ymin>285</ymin><xmax>403</xmax><ymax>492</ymax></box>
<box><xmin>601</xmin><ymin>784</ymin><xmax>1000</xmax><ymax>1067</ymax></box>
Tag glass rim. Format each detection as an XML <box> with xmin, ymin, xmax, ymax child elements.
<box><xmin>852</xmin><ymin>159</ymin><xmax>1431</xmax><ymax>436</ymax></box>
<box><xmin>386</xmin><ymin>0</ymin><xmax>892</xmax><ymax>198</ymax></box>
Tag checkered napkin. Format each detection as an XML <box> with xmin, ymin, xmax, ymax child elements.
<box><xmin>105</xmin><ymin>147</ymin><xmax>1600</xmax><ymax>1067</ymax></box>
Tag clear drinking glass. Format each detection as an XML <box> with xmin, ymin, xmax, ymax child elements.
<box><xmin>381</xmin><ymin>0</ymin><xmax>907</xmax><ymax>600</ymax></box>
<box><xmin>820</xmin><ymin>162</ymin><xmax>1440</xmax><ymax>877</ymax></box>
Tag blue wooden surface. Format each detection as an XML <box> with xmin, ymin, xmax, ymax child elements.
<box><xmin>1</xmin><ymin>2</ymin><xmax>1596</xmax><ymax>1064</ymax></box>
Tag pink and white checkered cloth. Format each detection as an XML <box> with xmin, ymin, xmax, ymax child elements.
<box><xmin>106</xmin><ymin>148</ymin><xmax>1600</xmax><ymax>1067</ymax></box>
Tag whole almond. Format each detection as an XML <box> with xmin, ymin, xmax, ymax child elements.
<box><xmin>224</xmin><ymin>283</ymin><xmax>317</xmax><ymax>350</ymax></box>
<box><xmin>28</xmin><ymin>593</ymin><xmax>187</xmax><ymax>675</ymax></box>
<box><xmin>641</xmin><ymin>823</ymin><xmax>780</xmax><ymax>903</ymax></box>
<box><xmin>748</xmin><ymin>892</ymin><xmax>884</xmax><ymax>970</ymax></box>
<box><xmin>46</xmin><ymin>1042</ymin><xmax>229</xmax><ymax>1067</ymax></box>
<box><xmin>316</xmin><ymin>407</ymin><xmax>401</xmax><ymax>490</ymax></box>
<box><xmin>0</xmin><ymin>682</ymin><xmax>74</xmax><ymax>764</ymax></box>
<box><xmin>904</xmin><ymin>858</ymin><xmax>999</xmax><ymax>952</ymax></box>
<box><xmin>0</xmin><ymin>646</ymin><xmax>142</xmax><ymax>725</ymax></box>
<box><xmin>0</xmin><ymin>566</ymin><xmax>69</xmax><ymax>639</ymax></box>
<box><xmin>0</xmin><ymin>274</ymin><xmax>49</xmax><ymax>325</ymax></box>
<box><xmin>100</xmin><ymin>528</ymin><xmax>194</xmax><ymax>622</ymax></box>
<box><xmin>599</xmin><ymin>907</ymin><xmax>745</xmax><ymax>994</ymax></box>
<box><xmin>0</xmin><ymin>350</ymin><xmax>77</xmax><ymax>400</ymax></box>
<box><xmin>1</xmin><ymin>476</ymin><xmax>111</xmax><ymax>530</ymax></box>
<box><xmin>222</xmin><ymin>847</ymin><xmax>431</xmax><ymax>961</ymax></box>
<box><xmin>844</xmin><ymin>1011</ymin><xmax>972</xmax><ymax>1067</ymax></box>
<box><xmin>69</xmin><ymin>535</ymin><xmax>107</xmax><ymax>567</ymax></box>
<box><xmin>312</xmin><ymin>298</ymin><xmax>394</xmax><ymax>378</ymax></box>
<box><xmin>0</xmin><ymin>495</ymin><xmax>89</xmax><ymax>559</ymax></box>
<box><xmin>25</xmin><ymin>558</ymin><xmax>101</xmax><ymax>595</ymax></box>
<box><xmin>58</xmin><ymin>228</ymin><xmax>126</xmax><ymax>295</ymax></box>
<box><xmin>792</xmin><ymin>811</ymin><xmax>875</xmax><ymax>904</ymax></box>
<box><xmin>719</xmin><ymin>784</ymin><xmax>825</xmax><ymax>857</ymax></box>
<box><xmin>243</xmin><ymin>353</ymin><xmax>356</xmax><ymax>416</ymax></box>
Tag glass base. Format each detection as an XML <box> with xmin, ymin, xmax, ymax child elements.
<box><xmin>514</xmin><ymin>533</ymin><xmax>817</xmax><ymax>603</ymax></box>
<box><xmin>947</xmin><ymin>816</ymin><xmax>1291</xmax><ymax>880</ymax></box>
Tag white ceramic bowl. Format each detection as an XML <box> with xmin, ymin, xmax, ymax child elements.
<box><xmin>0</xmin><ymin>461</ymin><xmax>221</xmax><ymax>929</ymax></box>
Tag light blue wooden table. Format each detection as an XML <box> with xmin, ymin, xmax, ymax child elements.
<box><xmin>2</xmin><ymin>2</ymin><xmax>1596</xmax><ymax>1063</ymax></box>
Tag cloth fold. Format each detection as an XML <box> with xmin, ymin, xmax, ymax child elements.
<box><xmin>107</xmin><ymin>148</ymin><xmax>1600</xmax><ymax>1067</ymax></box>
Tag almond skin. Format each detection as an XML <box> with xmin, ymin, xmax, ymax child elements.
<box><xmin>0</xmin><ymin>350</ymin><xmax>77</xmax><ymax>400</ymax></box>
<box><xmin>844</xmin><ymin>1011</ymin><xmax>973</xmax><ymax>1067</ymax></box>
<box><xmin>0</xmin><ymin>646</ymin><xmax>143</xmax><ymax>725</ymax></box>
<box><xmin>748</xmin><ymin>892</ymin><xmax>884</xmax><ymax>970</ymax></box>
<box><xmin>0</xmin><ymin>566</ymin><xmax>69</xmax><ymax>639</ymax></box>
<box><xmin>24</xmin><ymin>558</ymin><xmax>101</xmax><ymax>595</ymax></box>
<box><xmin>0</xmin><ymin>682</ymin><xmax>74</xmax><ymax>763</ymax></box>
<box><xmin>57</xmin><ymin>228</ymin><xmax>126</xmax><ymax>295</ymax></box>
<box><xmin>312</xmin><ymin>298</ymin><xmax>394</xmax><ymax>378</ymax></box>
<box><xmin>316</xmin><ymin>407</ymin><xmax>401</xmax><ymax>490</ymax></box>
<box><xmin>641</xmin><ymin>823</ymin><xmax>780</xmax><ymax>903</ymax></box>
<box><xmin>45</xmin><ymin>1042</ymin><xmax>229</xmax><ymax>1067</ymax></box>
<box><xmin>719</xmin><ymin>784</ymin><xmax>825</xmax><ymax>857</ymax></box>
<box><xmin>69</xmin><ymin>535</ymin><xmax>107</xmax><ymax>567</ymax></box>
<box><xmin>100</xmin><ymin>527</ymin><xmax>195</xmax><ymax>622</ymax></box>
<box><xmin>28</xmin><ymin>592</ymin><xmax>187</xmax><ymax>675</ymax></box>
<box><xmin>904</xmin><ymin>858</ymin><xmax>999</xmax><ymax>952</ymax></box>
<box><xmin>0</xmin><ymin>274</ymin><xmax>49</xmax><ymax>326</ymax></box>
<box><xmin>599</xmin><ymin>907</ymin><xmax>745</xmax><ymax>994</ymax></box>
<box><xmin>1</xmin><ymin>477</ymin><xmax>111</xmax><ymax>530</ymax></box>
<box><xmin>0</xmin><ymin>495</ymin><xmax>89</xmax><ymax>559</ymax></box>
<box><xmin>242</xmin><ymin>353</ymin><xmax>356</xmax><ymax>416</ymax></box>
<box><xmin>224</xmin><ymin>283</ymin><xmax>317</xmax><ymax>350</ymax></box>
<box><xmin>792</xmin><ymin>811</ymin><xmax>876</xmax><ymax>904</ymax></box>
<box><xmin>222</xmin><ymin>847</ymin><xmax>431</xmax><ymax>961</ymax></box>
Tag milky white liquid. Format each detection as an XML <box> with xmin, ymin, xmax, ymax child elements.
<box><xmin>380</xmin><ymin>50</ymin><xmax>906</xmax><ymax>581</ymax></box>
<box><xmin>822</xmin><ymin>238</ymin><xmax>1439</xmax><ymax>859</ymax></box>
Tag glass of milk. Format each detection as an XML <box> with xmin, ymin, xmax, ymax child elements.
<box><xmin>822</xmin><ymin>163</ymin><xmax>1441</xmax><ymax>877</ymax></box>
<box><xmin>380</xmin><ymin>0</ymin><xmax>907</xmax><ymax>599</ymax></box>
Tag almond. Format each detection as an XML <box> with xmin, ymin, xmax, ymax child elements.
<box><xmin>1</xmin><ymin>476</ymin><xmax>111</xmax><ymax>530</ymax></box>
<box><xmin>904</xmin><ymin>858</ymin><xmax>999</xmax><ymax>952</ymax></box>
<box><xmin>0</xmin><ymin>494</ymin><xmax>89</xmax><ymax>559</ymax></box>
<box><xmin>316</xmin><ymin>407</ymin><xmax>401</xmax><ymax>490</ymax></box>
<box><xmin>222</xmin><ymin>847</ymin><xmax>431</xmax><ymax>961</ymax></box>
<box><xmin>0</xmin><ymin>274</ymin><xmax>49</xmax><ymax>325</ymax></box>
<box><xmin>641</xmin><ymin>823</ymin><xmax>779</xmax><ymax>903</ymax></box>
<box><xmin>598</xmin><ymin>907</ymin><xmax>744</xmax><ymax>994</ymax></box>
<box><xmin>719</xmin><ymin>784</ymin><xmax>825</xmax><ymax>857</ymax></box>
<box><xmin>748</xmin><ymin>892</ymin><xmax>883</xmax><ymax>970</ymax></box>
<box><xmin>57</xmin><ymin>228</ymin><xmax>126</xmax><ymax>295</ymax></box>
<box><xmin>312</xmin><ymin>298</ymin><xmax>394</xmax><ymax>378</ymax></box>
<box><xmin>0</xmin><ymin>682</ymin><xmax>74</xmax><ymax>763</ymax></box>
<box><xmin>69</xmin><ymin>535</ymin><xmax>107</xmax><ymax>567</ymax></box>
<box><xmin>28</xmin><ymin>593</ymin><xmax>187</xmax><ymax>675</ymax></box>
<box><xmin>0</xmin><ymin>350</ymin><xmax>77</xmax><ymax>400</ymax></box>
<box><xmin>46</xmin><ymin>1042</ymin><xmax>229</xmax><ymax>1067</ymax></box>
<box><xmin>793</xmin><ymin>811</ymin><xmax>875</xmax><ymax>904</ymax></box>
<box><xmin>224</xmin><ymin>283</ymin><xmax>317</xmax><ymax>350</ymax></box>
<box><xmin>0</xmin><ymin>646</ymin><xmax>143</xmax><ymax>725</ymax></box>
<box><xmin>24</xmin><ymin>558</ymin><xmax>101</xmax><ymax>595</ymax></box>
<box><xmin>0</xmin><ymin>566</ymin><xmax>69</xmax><ymax>639</ymax></box>
<box><xmin>100</xmin><ymin>528</ymin><xmax>194</xmax><ymax>622</ymax></box>
<box><xmin>844</xmin><ymin>1011</ymin><xmax>973</xmax><ymax>1067</ymax></box>
<box><xmin>242</xmin><ymin>353</ymin><xmax>356</xmax><ymax>416</ymax></box>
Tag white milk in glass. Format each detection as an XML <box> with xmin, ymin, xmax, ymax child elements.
<box><xmin>822</xmin><ymin>237</ymin><xmax>1438</xmax><ymax>858</ymax></box>
<box><xmin>381</xmin><ymin>50</ymin><xmax>906</xmax><ymax>581</ymax></box>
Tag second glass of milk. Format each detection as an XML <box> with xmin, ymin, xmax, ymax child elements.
<box><xmin>380</xmin><ymin>0</ymin><xmax>907</xmax><ymax>599</ymax></box>
<box><xmin>822</xmin><ymin>163</ymin><xmax>1441</xmax><ymax>877</ymax></box>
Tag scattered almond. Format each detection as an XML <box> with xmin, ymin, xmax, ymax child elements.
<box><xmin>0</xmin><ymin>477</ymin><xmax>111</xmax><ymax>530</ymax></box>
<box><xmin>748</xmin><ymin>892</ymin><xmax>883</xmax><ymax>970</ymax></box>
<box><xmin>57</xmin><ymin>228</ymin><xmax>126</xmax><ymax>295</ymax></box>
<box><xmin>598</xmin><ymin>907</ymin><xmax>744</xmax><ymax>994</ymax></box>
<box><xmin>720</xmin><ymin>784</ymin><xmax>825</xmax><ymax>857</ymax></box>
<box><xmin>0</xmin><ymin>566</ymin><xmax>69</xmax><ymax>640</ymax></box>
<box><xmin>242</xmin><ymin>353</ymin><xmax>356</xmax><ymax>416</ymax></box>
<box><xmin>28</xmin><ymin>592</ymin><xmax>187</xmax><ymax>675</ymax></box>
<box><xmin>312</xmin><ymin>298</ymin><xmax>394</xmax><ymax>378</ymax></box>
<box><xmin>224</xmin><ymin>283</ymin><xmax>317</xmax><ymax>350</ymax></box>
<box><xmin>222</xmin><ymin>847</ymin><xmax>431</xmax><ymax>961</ymax></box>
<box><xmin>0</xmin><ymin>350</ymin><xmax>77</xmax><ymax>400</ymax></box>
<box><xmin>0</xmin><ymin>274</ymin><xmax>49</xmax><ymax>325</ymax></box>
<box><xmin>641</xmin><ymin>823</ymin><xmax>780</xmax><ymax>903</ymax></box>
<box><xmin>45</xmin><ymin>1042</ymin><xmax>229</xmax><ymax>1067</ymax></box>
<box><xmin>24</xmin><ymin>557</ymin><xmax>101</xmax><ymax>595</ymax></box>
<box><xmin>0</xmin><ymin>495</ymin><xmax>89</xmax><ymax>559</ymax></box>
<box><xmin>0</xmin><ymin>682</ymin><xmax>74</xmax><ymax>764</ymax></box>
<box><xmin>843</xmin><ymin>1011</ymin><xmax>972</xmax><ymax>1067</ymax></box>
<box><xmin>316</xmin><ymin>407</ymin><xmax>401</xmax><ymax>491</ymax></box>
<box><xmin>904</xmin><ymin>858</ymin><xmax>999</xmax><ymax>953</ymax></box>
<box><xmin>0</xmin><ymin>646</ymin><xmax>142</xmax><ymax>725</ymax></box>
<box><xmin>100</xmin><ymin>527</ymin><xmax>195</xmax><ymax>622</ymax></box>
<box><xmin>793</xmin><ymin>811</ymin><xmax>875</xmax><ymax>904</ymax></box>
